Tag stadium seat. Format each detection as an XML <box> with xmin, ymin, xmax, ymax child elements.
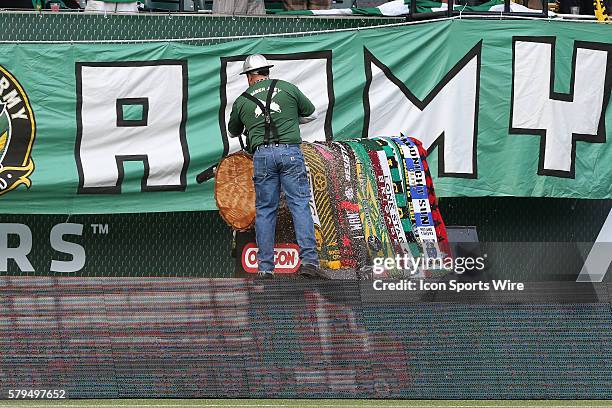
<box><xmin>331</xmin><ymin>0</ymin><xmax>357</xmax><ymax>8</ymax></box>
<box><xmin>3</xmin><ymin>0</ymin><xmax>35</xmax><ymax>7</ymax></box>
<box><xmin>264</xmin><ymin>0</ymin><xmax>284</xmax><ymax>10</ymax></box>
<box><xmin>264</xmin><ymin>0</ymin><xmax>358</xmax><ymax>9</ymax></box>
<box><xmin>194</xmin><ymin>0</ymin><xmax>213</xmax><ymax>10</ymax></box>
<box><xmin>145</xmin><ymin>0</ymin><xmax>195</xmax><ymax>11</ymax></box>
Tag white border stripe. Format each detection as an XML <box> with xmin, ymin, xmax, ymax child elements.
<box><xmin>577</xmin><ymin>208</ymin><xmax>612</xmax><ymax>282</ymax></box>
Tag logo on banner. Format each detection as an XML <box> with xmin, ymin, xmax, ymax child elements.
<box><xmin>241</xmin><ymin>242</ymin><xmax>301</xmax><ymax>273</ymax></box>
<box><xmin>0</xmin><ymin>66</ymin><xmax>36</xmax><ymax>196</ymax></box>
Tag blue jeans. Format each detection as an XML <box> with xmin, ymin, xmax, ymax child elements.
<box><xmin>252</xmin><ymin>144</ymin><xmax>319</xmax><ymax>272</ymax></box>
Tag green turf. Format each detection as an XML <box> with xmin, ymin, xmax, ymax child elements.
<box><xmin>0</xmin><ymin>400</ymin><xmax>611</xmax><ymax>408</ymax></box>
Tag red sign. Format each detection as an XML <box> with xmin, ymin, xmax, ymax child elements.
<box><xmin>241</xmin><ymin>243</ymin><xmax>301</xmax><ymax>274</ymax></box>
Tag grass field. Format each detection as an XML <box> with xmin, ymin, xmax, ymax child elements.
<box><xmin>0</xmin><ymin>400</ymin><xmax>610</xmax><ymax>408</ymax></box>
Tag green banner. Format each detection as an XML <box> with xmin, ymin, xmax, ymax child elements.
<box><xmin>0</xmin><ymin>18</ymin><xmax>610</xmax><ymax>214</ymax></box>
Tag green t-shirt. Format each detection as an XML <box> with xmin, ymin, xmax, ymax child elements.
<box><xmin>227</xmin><ymin>79</ymin><xmax>315</xmax><ymax>150</ymax></box>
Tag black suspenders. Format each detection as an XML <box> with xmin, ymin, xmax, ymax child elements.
<box><xmin>240</xmin><ymin>79</ymin><xmax>279</xmax><ymax>147</ymax></box>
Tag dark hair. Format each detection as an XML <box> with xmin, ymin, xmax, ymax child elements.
<box><xmin>252</xmin><ymin>68</ymin><xmax>269</xmax><ymax>76</ymax></box>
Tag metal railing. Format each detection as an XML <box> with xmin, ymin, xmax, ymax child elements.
<box><xmin>406</xmin><ymin>0</ymin><xmax>549</xmax><ymax>21</ymax></box>
<box><xmin>0</xmin><ymin>0</ymin><xmax>561</xmax><ymax>19</ymax></box>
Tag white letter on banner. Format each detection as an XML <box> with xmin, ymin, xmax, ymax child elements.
<box><xmin>220</xmin><ymin>52</ymin><xmax>334</xmax><ymax>155</ymax></box>
<box><xmin>363</xmin><ymin>43</ymin><xmax>482</xmax><ymax>178</ymax></box>
<box><xmin>0</xmin><ymin>223</ymin><xmax>34</xmax><ymax>272</ymax></box>
<box><xmin>50</xmin><ymin>223</ymin><xmax>85</xmax><ymax>273</ymax></box>
<box><xmin>511</xmin><ymin>38</ymin><xmax>610</xmax><ymax>178</ymax></box>
<box><xmin>76</xmin><ymin>62</ymin><xmax>189</xmax><ymax>193</ymax></box>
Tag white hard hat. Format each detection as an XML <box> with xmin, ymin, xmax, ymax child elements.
<box><xmin>240</xmin><ymin>54</ymin><xmax>274</xmax><ymax>75</ymax></box>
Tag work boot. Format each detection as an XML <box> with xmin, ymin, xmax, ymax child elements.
<box><xmin>298</xmin><ymin>263</ymin><xmax>330</xmax><ymax>280</ymax></box>
<box><xmin>256</xmin><ymin>271</ymin><xmax>274</xmax><ymax>279</ymax></box>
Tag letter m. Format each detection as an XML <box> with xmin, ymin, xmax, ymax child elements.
<box><xmin>363</xmin><ymin>42</ymin><xmax>482</xmax><ymax>178</ymax></box>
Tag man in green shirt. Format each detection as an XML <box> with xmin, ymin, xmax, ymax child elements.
<box><xmin>228</xmin><ymin>54</ymin><xmax>326</xmax><ymax>279</ymax></box>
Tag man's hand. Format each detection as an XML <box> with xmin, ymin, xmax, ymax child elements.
<box><xmin>299</xmin><ymin>111</ymin><xmax>319</xmax><ymax>125</ymax></box>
